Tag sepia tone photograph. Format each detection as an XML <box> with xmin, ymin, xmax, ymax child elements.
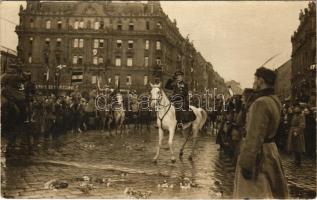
<box><xmin>0</xmin><ymin>0</ymin><xmax>316</xmax><ymax>199</ymax></box>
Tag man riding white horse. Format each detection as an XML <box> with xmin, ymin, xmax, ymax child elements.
<box><xmin>165</xmin><ymin>70</ymin><xmax>196</xmax><ymax>129</ymax></box>
<box><xmin>150</xmin><ymin>72</ymin><xmax>207</xmax><ymax>163</ymax></box>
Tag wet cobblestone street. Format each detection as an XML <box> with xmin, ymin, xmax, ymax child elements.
<box><xmin>1</xmin><ymin>127</ymin><xmax>316</xmax><ymax>198</ymax></box>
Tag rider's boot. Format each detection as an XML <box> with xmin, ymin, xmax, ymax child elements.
<box><xmin>177</xmin><ymin>121</ymin><xmax>183</xmax><ymax>129</ymax></box>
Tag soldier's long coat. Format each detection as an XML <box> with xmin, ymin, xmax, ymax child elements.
<box><xmin>233</xmin><ymin>95</ymin><xmax>289</xmax><ymax>199</ymax></box>
<box><xmin>287</xmin><ymin>113</ymin><xmax>306</xmax><ymax>153</ymax></box>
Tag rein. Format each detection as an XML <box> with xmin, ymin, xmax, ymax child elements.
<box><xmin>153</xmin><ymin>88</ymin><xmax>172</xmax><ymax>128</ymax></box>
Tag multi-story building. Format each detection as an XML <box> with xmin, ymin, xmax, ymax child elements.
<box><xmin>0</xmin><ymin>46</ymin><xmax>17</xmax><ymax>75</ymax></box>
<box><xmin>16</xmin><ymin>0</ymin><xmax>227</xmax><ymax>94</ymax></box>
<box><xmin>291</xmin><ymin>1</ymin><xmax>316</xmax><ymax>104</ymax></box>
<box><xmin>274</xmin><ymin>59</ymin><xmax>292</xmax><ymax>101</ymax></box>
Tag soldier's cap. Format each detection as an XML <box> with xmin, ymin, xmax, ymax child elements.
<box><xmin>255</xmin><ymin>67</ymin><xmax>276</xmax><ymax>85</ymax></box>
<box><xmin>174</xmin><ymin>70</ymin><xmax>184</xmax><ymax>76</ymax></box>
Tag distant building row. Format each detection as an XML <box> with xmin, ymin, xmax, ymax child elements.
<box><xmin>275</xmin><ymin>1</ymin><xmax>315</xmax><ymax>105</ymax></box>
<box><xmin>16</xmin><ymin>0</ymin><xmax>228</xmax><ymax>95</ymax></box>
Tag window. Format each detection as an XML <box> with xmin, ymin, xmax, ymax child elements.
<box><xmin>127</xmin><ymin>57</ymin><xmax>133</xmax><ymax>67</ymax></box>
<box><xmin>94</xmin><ymin>39</ymin><xmax>99</xmax><ymax>48</ymax></box>
<box><xmin>45</xmin><ymin>38</ymin><xmax>50</xmax><ymax>46</ymax></box>
<box><xmin>156</xmin><ymin>57</ymin><xmax>161</xmax><ymax>65</ymax></box>
<box><xmin>46</xmin><ymin>20</ymin><xmax>51</xmax><ymax>29</ymax></box>
<box><xmin>55</xmin><ymin>54</ymin><xmax>61</xmax><ymax>64</ymax></box>
<box><xmin>146</xmin><ymin>21</ymin><xmax>150</xmax><ymax>30</ymax></box>
<box><xmin>157</xmin><ymin>22</ymin><xmax>162</xmax><ymax>29</ymax></box>
<box><xmin>79</xmin><ymin>39</ymin><xmax>84</xmax><ymax>48</ymax></box>
<box><xmin>115</xmin><ymin>75</ymin><xmax>120</xmax><ymax>87</ymax></box>
<box><xmin>145</xmin><ymin>40</ymin><xmax>149</xmax><ymax>50</ymax></box>
<box><xmin>56</xmin><ymin>38</ymin><xmax>62</xmax><ymax>47</ymax></box>
<box><xmin>126</xmin><ymin>75</ymin><xmax>132</xmax><ymax>85</ymax></box>
<box><xmin>92</xmin><ymin>75</ymin><xmax>97</xmax><ymax>84</ymax></box>
<box><xmin>94</xmin><ymin>21</ymin><xmax>100</xmax><ymax>30</ymax></box>
<box><xmin>144</xmin><ymin>56</ymin><xmax>149</xmax><ymax>67</ymax></box>
<box><xmin>156</xmin><ymin>41</ymin><xmax>161</xmax><ymax>50</ymax></box>
<box><xmin>99</xmin><ymin>39</ymin><xmax>104</xmax><ymax>48</ymax></box>
<box><xmin>128</xmin><ymin>40</ymin><xmax>134</xmax><ymax>49</ymax></box>
<box><xmin>74</xmin><ymin>39</ymin><xmax>79</xmax><ymax>48</ymax></box>
<box><xmin>73</xmin><ymin>56</ymin><xmax>78</xmax><ymax>64</ymax></box>
<box><xmin>116</xmin><ymin>40</ymin><xmax>122</xmax><ymax>48</ymax></box>
<box><xmin>129</xmin><ymin>21</ymin><xmax>134</xmax><ymax>31</ymax></box>
<box><xmin>93</xmin><ymin>57</ymin><xmax>98</xmax><ymax>65</ymax></box>
<box><xmin>117</xmin><ymin>21</ymin><xmax>122</xmax><ymax>30</ymax></box>
<box><xmin>100</xmin><ymin>21</ymin><xmax>104</xmax><ymax>29</ymax></box>
<box><xmin>98</xmin><ymin>57</ymin><xmax>104</xmax><ymax>64</ymax></box>
<box><xmin>30</xmin><ymin>19</ymin><xmax>34</xmax><ymax>28</ymax></box>
<box><xmin>74</xmin><ymin>21</ymin><xmax>79</xmax><ymax>29</ymax></box>
<box><xmin>57</xmin><ymin>20</ymin><xmax>62</xmax><ymax>29</ymax></box>
<box><xmin>115</xmin><ymin>57</ymin><xmax>121</xmax><ymax>67</ymax></box>
<box><xmin>28</xmin><ymin>55</ymin><xmax>32</xmax><ymax>64</ymax></box>
<box><xmin>79</xmin><ymin>21</ymin><xmax>84</xmax><ymax>29</ymax></box>
<box><xmin>78</xmin><ymin>56</ymin><xmax>83</xmax><ymax>65</ymax></box>
<box><xmin>144</xmin><ymin>75</ymin><xmax>148</xmax><ymax>85</ymax></box>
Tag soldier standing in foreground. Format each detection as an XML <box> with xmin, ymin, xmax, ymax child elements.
<box><xmin>234</xmin><ymin>67</ymin><xmax>289</xmax><ymax>198</ymax></box>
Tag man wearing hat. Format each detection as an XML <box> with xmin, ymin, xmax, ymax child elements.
<box><xmin>234</xmin><ymin>67</ymin><xmax>289</xmax><ymax>198</ymax></box>
<box><xmin>165</xmin><ymin>70</ymin><xmax>196</xmax><ymax>128</ymax></box>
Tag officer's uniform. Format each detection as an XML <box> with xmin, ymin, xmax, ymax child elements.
<box><xmin>165</xmin><ymin>71</ymin><xmax>195</xmax><ymax>124</ymax></box>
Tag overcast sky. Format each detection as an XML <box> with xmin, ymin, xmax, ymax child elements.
<box><xmin>0</xmin><ymin>1</ymin><xmax>308</xmax><ymax>88</ymax></box>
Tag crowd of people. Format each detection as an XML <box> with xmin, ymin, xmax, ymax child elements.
<box><xmin>1</xmin><ymin>67</ymin><xmax>156</xmax><ymax>152</ymax></box>
<box><xmin>214</xmin><ymin>88</ymin><xmax>316</xmax><ymax>166</ymax></box>
<box><xmin>206</xmin><ymin>66</ymin><xmax>317</xmax><ymax>199</ymax></box>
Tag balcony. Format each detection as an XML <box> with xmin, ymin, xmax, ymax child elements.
<box><xmin>126</xmin><ymin>48</ymin><xmax>134</xmax><ymax>55</ymax></box>
<box><xmin>15</xmin><ymin>25</ymin><xmax>24</xmax><ymax>32</ymax></box>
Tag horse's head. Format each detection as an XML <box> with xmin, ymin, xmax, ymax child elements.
<box><xmin>150</xmin><ymin>82</ymin><xmax>162</xmax><ymax>108</ymax></box>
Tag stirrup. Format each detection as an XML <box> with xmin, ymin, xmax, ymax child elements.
<box><xmin>177</xmin><ymin>123</ymin><xmax>183</xmax><ymax>129</ymax></box>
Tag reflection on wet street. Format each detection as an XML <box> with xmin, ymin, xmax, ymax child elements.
<box><xmin>1</xmin><ymin>128</ymin><xmax>316</xmax><ymax>198</ymax></box>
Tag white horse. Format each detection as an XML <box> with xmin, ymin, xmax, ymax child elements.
<box><xmin>113</xmin><ymin>92</ymin><xmax>125</xmax><ymax>135</ymax></box>
<box><xmin>150</xmin><ymin>82</ymin><xmax>207</xmax><ymax>163</ymax></box>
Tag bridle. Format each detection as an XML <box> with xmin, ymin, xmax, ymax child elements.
<box><xmin>151</xmin><ymin>87</ymin><xmax>172</xmax><ymax>128</ymax></box>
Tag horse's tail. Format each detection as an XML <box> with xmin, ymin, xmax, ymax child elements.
<box><xmin>199</xmin><ymin>108</ymin><xmax>208</xmax><ymax>130</ymax></box>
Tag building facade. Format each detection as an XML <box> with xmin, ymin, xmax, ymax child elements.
<box><xmin>274</xmin><ymin>59</ymin><xmax>292</xmax><ymax>101</ymax></box>
<box><xmin>0</xmin><ymin>46</ymin><xmax>17</xmax><ymax>75</ymax></box>
<box><xmin>291</xmin><ymin>1</ymin><xmax>316</xmax><ymax>104</ymax></box>
<box><xmin>16</xmin><ymin>1</ymin><xmax>227</xmax><ymax>94</ymax></box>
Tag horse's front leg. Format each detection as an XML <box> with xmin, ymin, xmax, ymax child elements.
<box><xmin>168</xmin><ymin>127</ymin><xmax>176</xmax><ymax>163</ymax></box>
<box><xmin>153</xmin><ymin>127</ymin><xmax>163</xmax><ymax>163</ymax></box>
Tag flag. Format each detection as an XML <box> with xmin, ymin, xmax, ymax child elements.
<box><xmin>228</xmin><ymin>86</ymin><xmax>234</xmax><ymax>97</ymax></box>
<box><xmin>46</xmin><ymin>66</ymin><xmax>49</xmax><ymax>81</ymax></box>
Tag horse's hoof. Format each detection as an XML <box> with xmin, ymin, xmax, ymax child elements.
<box><xmin>179</xmin><ymin>151</ymin><xmax>183</xmax><ymax>157</ymax></box>
<box><xmin>152</xmin><ymin>159</ymin><xmax>158</xmax><ymax>164</ymax></box>
<box><xmin>171</xmin><ymin>158</ymin><xmax>176</xmax><ymax>163</ymax></box>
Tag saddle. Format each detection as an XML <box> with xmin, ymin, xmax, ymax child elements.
<box><xmin>175</xmin><ymin>110</ymin><xmax>196</xmax><ymax>124</ymax></box>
